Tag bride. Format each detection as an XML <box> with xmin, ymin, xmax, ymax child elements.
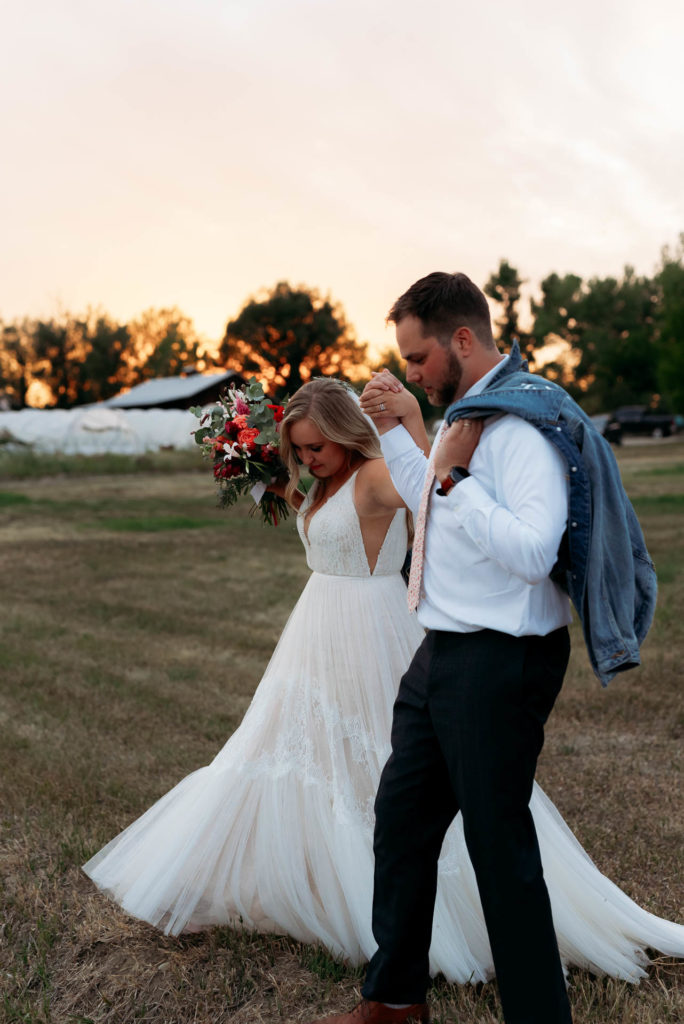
<box><xmin>83</xmin><ymin>377</ymin><xmax>683</xmax><ymax>984</ymax></box>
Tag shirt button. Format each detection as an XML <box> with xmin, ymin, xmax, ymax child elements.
<box><xmin>556</xmin><ymin>426</ymin><xmax>561</xmax><ymax>432</ymax></box>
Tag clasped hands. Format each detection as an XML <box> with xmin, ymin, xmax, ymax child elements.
<box><xmin>359</xmin><ymin>368</ymin><xmax>418</xmax><ymax>429</ymax></box>
<box><xmin>360</xmin><ymin>369</ymin><xmax>482</xmax><ymax>477</ymax></box>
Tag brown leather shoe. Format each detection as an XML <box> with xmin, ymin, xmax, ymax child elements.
<box><xmin>306</xmin><ymin>999</ymin><xmax>431</xmax><ymax>1024</ymax></box>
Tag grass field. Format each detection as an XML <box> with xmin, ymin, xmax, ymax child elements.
<box><xmin>1</xmin><ymin>440</ymin><xmax>682</xmax><ymax>1024</ymax></box>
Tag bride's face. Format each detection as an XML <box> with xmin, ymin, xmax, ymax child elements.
<box><xmin>289</xmin><ymin>418</ymin><xmax>348</xmax><ymax>480</ymax></box>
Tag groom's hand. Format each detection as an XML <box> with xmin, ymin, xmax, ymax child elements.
<box><xmin>433</xmin><ymin>418</ymin><xmax>483</xmax><ymax>481</ymax></box>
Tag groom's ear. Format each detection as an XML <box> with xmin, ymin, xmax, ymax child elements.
<box><xmin>451</xmin><ymin>326</ymin><xmax>474</xmax><ymax>356</ymax></box>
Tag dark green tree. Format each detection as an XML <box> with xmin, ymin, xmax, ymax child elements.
<box><xmin>0</xmin><ymin>321</ymin><xmax>35</xmax><ymax>407</ymax></box>
<box><xmin>75</xmin><ymin>315</ymin><xmax>133</xmax><ymax>404</ymax></box>
<box><xmin>654</xmin><ymin>236</ymin><xmax>684</xmax><ymax>413</ymax></box>
<box><xmin>129</xmin><ymin>308</ymin><xmax>202</xmax><ymax>381</ymax></box>
<box><xmin>484</xmin><ymin>259</ymin><xmax>536</xmax><ymax>362</ymax></box>
<box><xmin>531</xmin><ymin>268</ymin><xmax>659</xmax><ymax>412</ymax></box>
<box><xmin>13</xmin><ymin>312</ymin><xmax>133</xmax><ymax>407</ymax></box>
<box><xmin>218</xmin><ymin>282</ymin><xmax>367</xmax><ymax>399</ymax></box>
<box><xmin>31</xmin><ymin>318</ymin><xmax>77</xmax><ymax>407</ymax></box>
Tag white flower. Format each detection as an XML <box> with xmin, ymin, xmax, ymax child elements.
<box><xmin>222</xmin><ymin>442</ymin><xmax>241</xmax><ymax>459</ymax></box>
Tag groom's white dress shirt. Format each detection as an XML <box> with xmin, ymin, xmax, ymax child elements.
<box><xmin>380</xmin><ymin>358</ymin><xmax>572</xmax><ymax>637</ymax></box>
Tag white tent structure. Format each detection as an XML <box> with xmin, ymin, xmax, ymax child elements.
<box><xmin>62</xmin><ymin>407</ymin><xmax>143</xmax><ymax>454</ymax></box>
<box><xmin>0</xmin><ymin>406</ymin><xmax>201</xmax><ymax>455</ymax></box>
<box><xmin>0</xmin><ymin>371</ymin><xmax>244</xmax><ymax>455</ymax></box>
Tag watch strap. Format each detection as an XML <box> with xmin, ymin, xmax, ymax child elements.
<box><xmin>437</xmin><ymin>465</ymin><xmax>470</xmax><ymax>496</ymax></box>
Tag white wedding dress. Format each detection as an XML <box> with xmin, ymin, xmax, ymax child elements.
<box><xmin>83</xmin><ymin>471</ymin><xmax>684</xmax><ymax>983</ymax></box>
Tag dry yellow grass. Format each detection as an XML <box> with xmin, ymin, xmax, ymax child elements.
<box><xmin>1</xmin><ymin>441</ymin><xmax>682</xmax><ymax>1023</ymax></box>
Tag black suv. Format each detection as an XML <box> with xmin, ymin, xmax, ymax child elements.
<box><xmin>611</xmin><ymin>406</ymin><xmax>677</xmax><ymax>438</ymax></box>
<box><xmin>590</xmin><ymin>414</ymin><xmax>623</xmax><ymax>444</ymax></box>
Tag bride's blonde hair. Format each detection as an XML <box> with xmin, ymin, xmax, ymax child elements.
<box><xmin>279</xmin><ymin>378</ymin><xmax>381</xmax><ymax>505</ymax></box>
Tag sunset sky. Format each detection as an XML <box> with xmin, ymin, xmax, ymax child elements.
<box><xmin>1</xmin><ymin>0</ymin><xmax>683</xmax><ymax>358</ymax></box>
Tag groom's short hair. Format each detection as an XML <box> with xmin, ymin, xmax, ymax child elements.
<box><xmin>387</xmin><ymin>272</ymin><xmax>495</xmax><ymax>348</ymax></box>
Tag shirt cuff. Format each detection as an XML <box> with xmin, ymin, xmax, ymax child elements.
<box><xmin>444</xmin><ymin>474</ymin><xmax>495</xmax><ymax>516</ymax></box>
<box><xmin>378</xmin><ymin>424</ymin><xmax>421</xmax><ymax>462</ymax></box>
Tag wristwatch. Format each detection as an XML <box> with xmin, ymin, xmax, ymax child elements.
<box><xmin>436</xmin><ymin>465</ymin><xmax>470</xmax><ymax>496</ymax></box>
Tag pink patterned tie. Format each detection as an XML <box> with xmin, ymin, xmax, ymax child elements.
<box><xmin>407</xmin><ymin>424</ymin><xmax>447</xmax><ymax>613</ymax></box>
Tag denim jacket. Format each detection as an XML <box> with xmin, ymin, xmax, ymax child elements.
<box><xmin>444</xmin><ymin>342</ymin><xmax>657</xmax><ymax>686</ymax></box>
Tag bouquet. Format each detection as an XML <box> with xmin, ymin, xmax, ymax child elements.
<box><xmin>191</xmin><ymin>378</ymin><xmax>290</xmax><ymax>525</ymax></box>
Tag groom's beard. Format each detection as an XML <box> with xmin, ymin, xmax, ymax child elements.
<box><xmin>431</xmin><ymin>348</ymin><xmax>463</xmax><ymax>406</ymax></box>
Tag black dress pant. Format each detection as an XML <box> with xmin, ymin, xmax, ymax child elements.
<box><xmin>362</xmin><ymin>627</ymin><xmax>572</xmax><ymax>1024</ymax></box>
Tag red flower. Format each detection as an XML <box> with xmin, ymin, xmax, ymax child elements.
<box><xmin>238</xmin><ymin>427</ymin><xmax>260</xmax><ymax>452</ymax></box>
<box><xmin>267</xmin><ymin>403</ymin><xmax>284</xmax><ymax>423</ymax></box>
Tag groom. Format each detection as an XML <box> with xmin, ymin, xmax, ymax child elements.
<box><xmin>307</xmin><ymin>272</ymin><xmax>574</xmax><ymax>1024</ymax></box>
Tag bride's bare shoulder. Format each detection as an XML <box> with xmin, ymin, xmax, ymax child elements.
<box><xmin>354</xmin><ymin>458</ymin><xmax>403</xmax><ymax>514</ymax></box>
<box><xmin>355</xmin><ymin>456</ymin><xmax>390</xmax><ymax>486</ymax></box>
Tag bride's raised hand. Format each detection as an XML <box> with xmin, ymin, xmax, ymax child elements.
<box><xmin>360</xmin><ymin>370</ymin><xmax>420</xmax><ymax>422</ymax></box>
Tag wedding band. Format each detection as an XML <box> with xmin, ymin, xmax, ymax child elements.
<box><xmin>380</xmin><ymin>402</ymin><xmax>386</xmax><ymax>412</ymax></box>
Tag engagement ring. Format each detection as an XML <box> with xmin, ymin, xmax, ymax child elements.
<box><xmin>380</xmin><ymin>402</ymin><xmax>386</xmax><ymax>412</ymax></box>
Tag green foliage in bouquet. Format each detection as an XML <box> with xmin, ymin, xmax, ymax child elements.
<box><xmin>191</xmin><ymin>378</ymin><xmax>289</xmax><ymax>525</ymax></box>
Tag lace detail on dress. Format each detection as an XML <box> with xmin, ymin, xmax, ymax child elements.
<box><xmin>235</xmin><ymin>694</ymin><xmax>386</xmax><ymax>832</ymax></box>
<box><xmin>297</xmin><ymin>471</ymin><xmax>407</xmax><ymax>577</ymax></box>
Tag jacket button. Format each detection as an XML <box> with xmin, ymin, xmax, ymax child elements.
<box><xmin>571</xmin><ymin>466</ymin><xmax>577</xmax><ymax>472</ymax></box>
<box><xmin>571</xmin><ymin>521</ymin><xmax>578</xmax><ymax>527</ymax></box>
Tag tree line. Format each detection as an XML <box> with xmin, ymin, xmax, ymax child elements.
<box><xmin>2</xmin><ymin>237</ymin><xmax>683</xmax><ymax>415</ymax></box>
<box><xmin>491</xmin><ymin>237</ymin><xmax>684</xmax><ymax>415</ymax></box>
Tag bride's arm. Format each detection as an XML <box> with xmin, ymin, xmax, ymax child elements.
<box><xmin>360</xmin><ymin>371</ymin><xmax>431</xmax><ymax>457</ymax></box>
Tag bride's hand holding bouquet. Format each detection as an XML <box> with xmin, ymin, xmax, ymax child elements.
<box><xmin>192</xmin><ymin>378</ymin><xmax>290</xmax><ymax>525</ymax></box>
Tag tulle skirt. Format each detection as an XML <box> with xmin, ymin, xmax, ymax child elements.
<box><xmin>84</xmin><ymin>570</ymin><xmax>684</xmax><ymax>982</ymax></box>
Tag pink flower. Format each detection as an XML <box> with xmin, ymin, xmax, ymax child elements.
<box><xmin>233</xmin><ymin>396</ymin><xmax>250</xmax><ymax>415</ymax></box>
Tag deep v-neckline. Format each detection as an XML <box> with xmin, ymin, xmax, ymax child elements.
<box><xmin>301</xmin><ymin>470</ymin><xmax>400</xmax><ymax>578</ymax></box>
<box><xmin>301</xmin><ymin>470</ymin><xmax>360</xmax><ymax>543</ymax></box>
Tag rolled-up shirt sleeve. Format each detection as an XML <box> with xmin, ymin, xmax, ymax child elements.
<box><xmin>446</xmin><ymin>420</ymin><xmax>568</xmax><ymax>584</ymax></box>
<box><xmin>379</xmin><ymin>425</ymin><xmax>430</xmax><ymax>516</ymax></box>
